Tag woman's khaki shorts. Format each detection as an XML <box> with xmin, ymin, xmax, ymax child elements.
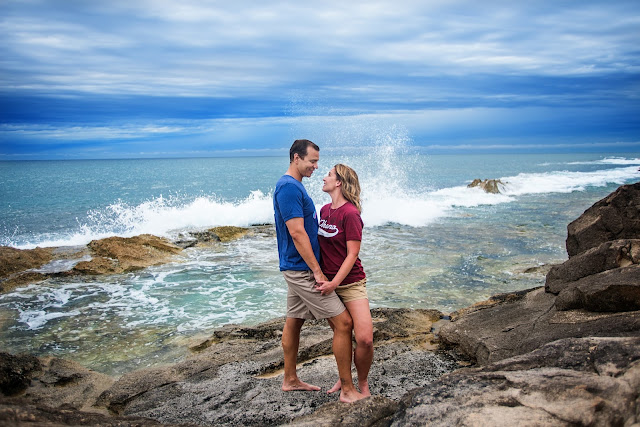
<box><xmin>335</xmin><ymin>278</ymin><xmax>368</xmax><ymax>303</ymax></box>
<box><xmin>283</xmin><ymin>270</ymin><xmax>345</xmax><ymax>320</ymax></box>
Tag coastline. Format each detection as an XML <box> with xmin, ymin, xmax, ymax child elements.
<box><xmin>1</xmin><ymin>182</ymin><xmax>639</xmax><ymax>425</ymax></box>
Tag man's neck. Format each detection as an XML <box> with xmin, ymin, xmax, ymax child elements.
<box><xmin>285</xmin><ymin>165</ymin><xmax>303</xmax><ymax>182</ymax></box>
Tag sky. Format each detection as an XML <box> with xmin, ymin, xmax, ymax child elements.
<box><xmin>1</xmin><ymin>0</ymin><xmax>639</xmax><ymax>159</ymax></box>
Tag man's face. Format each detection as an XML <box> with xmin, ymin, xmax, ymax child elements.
<box><xmin>295</xmin><ymin>147</ymin><xmax>319</xmax><ymax>178</ymax></box>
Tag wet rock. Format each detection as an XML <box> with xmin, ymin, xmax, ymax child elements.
<box><xmin>0</xmin><ymin>271</ymin><xmax>48</xmax><ymax>293</ymax></box>
<box><xmin>74</xmin><ymin>234</ymin><xmax>182</xmax><ymax>275</ymax></box>
<box><xmin>178</xmin><ymin>226</ymin><xmax>250</xmax><ymax>248</ymax></box>
<box><xmin>73</xmin><ymin>256</ymin><xmax>123</xmax><ymax>275</ymax></box>
<box><xmin>0</xmin><ymin>246</ymin><xmax>53</xmax><ymax>292</ymax></box>
<box><xmin>208</xmin><ymin>226</ymin><xmax>249</xmax><ymax>242</ymax></box>
<box><xmin>0</xmin><ymin>246</ymin><xmax>52</xmax><ymax>278</ymax></box>
<box><xmin>392</xmin><ymin>337</ymin><xmax>640</xmax><ymax>426</ymax></box>
<box><xmin>566</xmin><ymin>182</ymin><xmax>640</xmax><ymax>257</ymax></box>
<box><xmin>467</xmin><ymin>179</ymin><xmax>506</xmax><ymax>194</ymax></box>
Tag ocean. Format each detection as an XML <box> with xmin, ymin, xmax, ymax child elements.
<box><xmin>1</xmin><ymin>147</ymin><xmax>639</xmax><ymax>375</ymax></box>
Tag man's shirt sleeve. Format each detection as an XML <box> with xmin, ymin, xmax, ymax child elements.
<box><xmin>275</xmin><ymin>182</ymin><xmax>303</xmax><ymax>222</ymax></box>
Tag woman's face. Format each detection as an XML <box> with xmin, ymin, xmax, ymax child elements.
<box><xmin>322</xmin><ymin>167</ymin><xmax>340</xmax><ymax>193</ymax></box>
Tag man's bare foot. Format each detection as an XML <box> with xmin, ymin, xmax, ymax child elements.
<box><xmin>327</xmin><ymin>379</ymin><xmax>342</xmax><ymax>394</ymax></box>
<box><xmin>282</xmin><ymin>378</ymin><xmax>321</xmax><ymax>391</ymax></box>
<box><xmin>339</xmin><ymin>388</ymin><xmax>366</xmax><ymax>403</ymax></box>
<box><xmin>359</xmin><ymin>380</ymin><xmax>371</xmax><ymax>397</ymax></box>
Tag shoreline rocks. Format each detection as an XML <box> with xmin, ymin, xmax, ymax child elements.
<box><xmin>1</xmin><ymin>308</ymin><xmax>461</xmax><ymax>426</ymax></box>
<box><xmin>0</xmin><ymin>226</ymin><xmax>256</xmax><ymax>293</ymax></box>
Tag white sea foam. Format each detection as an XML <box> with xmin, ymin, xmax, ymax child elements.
<box><xmin>18</xmin><ymin>308</ymin><xmax>81</xmax><ymax>330</ymax></box>
<box><xmin>359</xmin><ymin>165</ymin><xmax>639</xmax><ymax>227</ymax></box>
<box><xmin>15</xmin><ymin>190</ymin><xmax>274</xmax><ymax>249</ymax></box>
<box><xmin>566</xmin><ymin>157</ymin><xmax>640</xmax><ymax>165</ymax></box>
<box><xmin>11</xmin><ymin>160</ymin><xmax>640</xmax><ymax>249</ymax></box>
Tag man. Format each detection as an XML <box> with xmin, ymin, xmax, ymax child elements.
<box><xmin>273</xmin><ymin>139</ymin><xmax>364</xmax><ymax>403</ymax></box>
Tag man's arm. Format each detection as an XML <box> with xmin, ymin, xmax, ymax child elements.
<box><xmin>285</xmin><ymin>217</ymin><xmax>327</xmax><ymax>284</ymax></box>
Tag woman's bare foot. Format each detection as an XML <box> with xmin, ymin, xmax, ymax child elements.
<box><xmin>358</xmin><ymin>380</ymin><xmax>371</xmax><ymax>397</ymax></box>
<box><xmin>327</xmin><ymin>379</ymin><xmax>342</xmax><ymax>394</ymax></box>
<box><xmin>339</xmin><ymin>388</ymin><xmax>366</xmax><ymax>403</ymax></box>
<box><xmin>282</xmin><ymin>378</ymin><xmax>321</xmax><ymax>391</ymax></box>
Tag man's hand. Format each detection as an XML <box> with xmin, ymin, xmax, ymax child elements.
<box><xmin>313</xmin><ymin>270</ymin><xmax>328</xmax><ymax>286</ymax></box>
<box><xmin>315</xmin><ymin>279</ymin><xmax>338</xmax><ymax>296</ymax></box>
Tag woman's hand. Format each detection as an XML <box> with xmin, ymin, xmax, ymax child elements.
<box><xmin>315</xmin><ymin>280</ymin><xmax>339</xmax><ymax>296</ymax></box>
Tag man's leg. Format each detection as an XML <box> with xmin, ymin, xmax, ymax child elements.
<box><xmin>327</xmin><ymin>310</ymin><xmax>365</xmax><ymax>403</ymax></box>
<box><xmin>281</xmin><ymin>317</ymin><xmax>321</xmax><ymax>391</ymax></box>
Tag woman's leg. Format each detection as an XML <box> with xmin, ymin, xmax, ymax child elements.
<box><xmin>327</xmin><ymin>298</ymin><xmax>374</xmax><ymax>395</ymax></box>
<box><xmin>344</xmin><ymin>298</ymin><xmax>373</xmax><ymax>396</ymax></box>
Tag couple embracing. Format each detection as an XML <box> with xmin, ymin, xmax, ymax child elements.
<box><xmin>273</xmin><ymin>139</ymin><xmax>373</xmax><ymax>403</ymax></box>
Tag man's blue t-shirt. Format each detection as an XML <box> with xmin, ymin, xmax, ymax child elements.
<box><xmin>273</xmin><ymin>175</ymin><xmax>320</xmax><ymax>271</ymax></box>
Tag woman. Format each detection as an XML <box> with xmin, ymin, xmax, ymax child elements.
<box><xmin>316</xmin><ymin>164</ymin><xmax>373</xmax><ymax>397</ymax></box>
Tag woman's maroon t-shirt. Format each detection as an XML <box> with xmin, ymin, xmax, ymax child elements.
<box><xmin>318</xmin><ymin>202</ymin><xmax>366</xmax><ymax>285</ymax></box>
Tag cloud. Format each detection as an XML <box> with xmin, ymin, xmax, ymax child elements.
<box><xmin>1</xmin><ymin>0</ymin><xmax>639</xmax><ymax>158</ymax></box>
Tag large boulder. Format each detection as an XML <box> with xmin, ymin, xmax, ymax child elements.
<box><xmin>545</xmin><ymin>238</ymin><xmax>640</xmax><ymax>312</ymax></box>
<box><xmin>546</xmin><ymin>239</ymin><xmax>640</xmax><ymax>294</ymax></box>
<box><xmin>566</xmin><ymin>182</ymin><xmax>640</xmax><ymax>257</ymax></box>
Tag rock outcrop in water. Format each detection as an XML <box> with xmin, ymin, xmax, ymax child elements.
<box><xmin>0</xmin><ymin>227</ymin><xmax>256</xmax><ymax>292</ymax></box>
<box><xmin>467</xmin><ymin>178</ymin><xmax>506</xmax><ymax>194</ymax></box>
<box><xmin>73</xmin><ymin>234</ymin><xmax>183</xmax><ymax>275</ymax></box>
<box><xmin>1</xmin><ymin>183</ymin><xmax>639</xmax><ymax>426</ymax></box>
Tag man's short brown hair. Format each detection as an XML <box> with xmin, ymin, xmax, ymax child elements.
<box><xmin>289</xmin><ymin>139</ymin><xmax>319</xmax><ymax>162</ymax></box>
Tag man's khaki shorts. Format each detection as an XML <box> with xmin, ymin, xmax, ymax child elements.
<box><xmin>283</xmin><ymin>270</ymin><xmax>345</xmax><ymax>320</ymax></box>
<box><xmin>335</xmin><ymin>278</ymin><xmax>368</xmax><ymax>303</ymax></box>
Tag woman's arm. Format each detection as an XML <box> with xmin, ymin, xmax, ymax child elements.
<box><xmin>316</xmin><ymin>240</ymin><xmax>360</xmax><ymax>295</ymax></box>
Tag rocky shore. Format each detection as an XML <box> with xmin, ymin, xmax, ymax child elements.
<box><xmin>1</xmin><ymin>183</ymin><xmax>639</xmax><ymax>426</ymax></box>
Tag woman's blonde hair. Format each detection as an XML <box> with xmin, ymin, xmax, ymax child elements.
<box><xmin>334</xmin><ymin>164</ymin><xmax>362</xmax><ymax>213</ymax></box>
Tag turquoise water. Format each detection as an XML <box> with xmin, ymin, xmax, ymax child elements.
<box><xmin>1</xmin><ymin>150</ymin><xmax>639</xmax><ymax>374</ymax></box>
